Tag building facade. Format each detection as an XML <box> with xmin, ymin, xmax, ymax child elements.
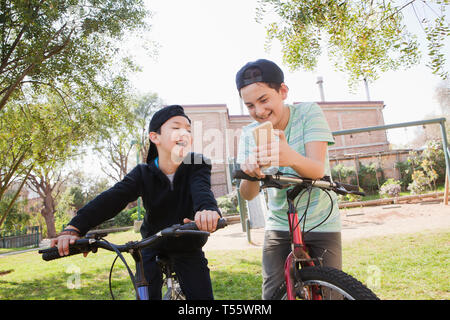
<box><xmin>184</xmin><ymin>101</ymin><xmax>392</xmax><ymax>197</ymax></box>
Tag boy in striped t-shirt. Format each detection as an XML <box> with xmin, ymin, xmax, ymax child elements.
<box><xmin>235</xmin><ymin>59</ymin><xmax>342</xmax><ymax>300</ymax></box>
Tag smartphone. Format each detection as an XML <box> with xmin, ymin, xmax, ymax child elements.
<box><xmin>252</xmin><ymin>121</ymin><xmax>278</xmax><ymax>171</ymax></box>
<box><xmin>252</xmin><ymin>121</ymin><xmax>275</xmax><ymax>148</ymax></box>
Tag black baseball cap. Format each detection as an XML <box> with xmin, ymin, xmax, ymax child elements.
<box><xmin>235</xmin><ymin>59</ymin><xmax>284</xmax><ymax>91</ymax></box>
<box><xmin>146</xmin><ymin>105</ymin><xmax>191</xmax><ymax>163</ymax></box>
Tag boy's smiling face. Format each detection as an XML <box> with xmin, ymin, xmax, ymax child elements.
<box><xmin>240</xmin><ymin>82</ymin><xmax>290</xmax><ymax>130</ymax></box>
<box><xmin>150</xmin><ymin>115</ymin><xmax>192</xmax><ymax>163</ymax></box>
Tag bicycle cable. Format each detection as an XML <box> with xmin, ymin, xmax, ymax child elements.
<box><xmin>291</xmin><ymin>185</ymin><xmax>313</xmax><ymax>234</ymax></box>
<box><xmin>303</xmin><ymin>189</ymin><xmax>334</xmax><ymax>235</ymax></box>
<box><xmin>291</xmin><ymin>185</ymin><xmax>335</xmax><ymax>236</ymax></box>
<box><xmin>109</xmin><ymin>254</ymin><xmax>120</xmax><ymax>300</ymax></box>
<box><xmin>100</xmin><ymin>237</ymin><xmax>140</xmax><ymax>300</ymax></box>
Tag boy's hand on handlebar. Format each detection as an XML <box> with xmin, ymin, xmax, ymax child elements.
<box><xmin>50</xmin><ymin>228</ymin><xmax>88</xmax><ymax>258</ymax></box>
<box><xmin>184</xmin><ymin>210</ymin><xmax>221</xmax><ymax>233</ymax></box>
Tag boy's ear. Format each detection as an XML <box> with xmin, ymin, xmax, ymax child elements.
<box><xmin>149</xmin><ymin>132</ymin><xmax>159</xmax><ymax>145</ymax></box>
<box><xmin>280</xmin><ymin>83</ymin><xmax>289</xmax><ymax>100</ymax></box>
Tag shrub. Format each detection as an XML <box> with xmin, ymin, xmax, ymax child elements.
<box><xmin>407</xmin><ymin>170</ymin><xmax>431</xmax><ymax>195</ymax></box>
<box><xmin>96</xmin><ymin>207</ymin><xmax>138</xmax><ymax>229</ymax></box>
<box><xmin>216</xmin><ymin>190</ymin><xmax>239</xmax><ymax>216</ymax></box>
<box><xmin>394</xmin><ymin>161</ymin><xmax>413</xmax><ymax>190</ymax></box>
<box><xmin>331</xmin><ymin>164</ymin><xmax>356</xmax><ymax>184</ymax></box>
<box><xmin>358</xmin><ymin>162</ymin><xmax>381</xmax><ymax>193</ymax></box>
<box><xmin>379</xmin><ymin>179</ymin><xmax>402</xmax><ymax>198</ymax></box>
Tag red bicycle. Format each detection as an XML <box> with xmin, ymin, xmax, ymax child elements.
<box><xmin>233</xmin><ymin>170</ymin><xmax>379</xmax><ymax>300</ymax></box>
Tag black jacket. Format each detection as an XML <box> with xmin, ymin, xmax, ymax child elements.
<box><xmin>69</xmin><ymin>153</ymin><xmax>221</xmax><ymax>247</ymax></box>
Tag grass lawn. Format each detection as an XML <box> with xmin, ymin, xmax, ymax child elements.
<box><xmin>0</xmin><ymin>229</ymin><xmax>448</xmax><ymax>300</ymax></box>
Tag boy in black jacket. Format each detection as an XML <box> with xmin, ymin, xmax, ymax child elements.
<box><xmin>51</xmin><ymin>105</ymin><xmax>221</xmax><ymax>299</ymax></box>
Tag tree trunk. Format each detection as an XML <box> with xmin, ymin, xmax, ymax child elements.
<box><xmin>40</xmin><ymin>190</ymin><xmax>57</xmax><ymax>238</ymax></box>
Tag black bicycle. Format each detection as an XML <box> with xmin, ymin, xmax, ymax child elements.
<box><xmin>38</xmin><ymin>218</ymin><xmax>227</xmax><ymax>300</ymax></box>
<box><xmin>233</xmin><ymin>169</ymin><xmax>379</xmax><ymax>300</ymax></box>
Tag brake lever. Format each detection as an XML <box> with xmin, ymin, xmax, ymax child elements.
<box><xmin>160</xmin><ymin>224</ymin><xmax>181</xmax><ymax>236</ymax></box>
<box><xmin>334</xmin><ymin>187</ymin><xmax>365</xmax><ymax>197</ymax></box>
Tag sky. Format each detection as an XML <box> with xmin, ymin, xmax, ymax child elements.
<box><xmin>126</xmin><ymin>0</ymin><xmax>449</xmax><ymax>147</ymax></box>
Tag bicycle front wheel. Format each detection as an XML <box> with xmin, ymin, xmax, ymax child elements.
<box><xmin>272</xmin><ymin>266</ymin><xmax>379</xmax><ymax>300</ymax></box>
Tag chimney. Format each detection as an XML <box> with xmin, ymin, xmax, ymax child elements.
<box><xmin>364</xmin><ymin>78</ymin><xmax>371</xmax><ymax>101</ymax></box>
<box><xmin>316</xmin><ymin>76</ymin><xmax>325</xmax><ymax>102</ymax></box>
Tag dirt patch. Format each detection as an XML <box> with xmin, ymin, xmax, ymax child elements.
<box><xmin>203</xmin><ymin>202</ymin><xmax>450</xmax><ymax>251</ymax></box>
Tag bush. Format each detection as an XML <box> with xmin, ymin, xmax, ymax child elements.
<box><xmin>394</xmin><ymin>161</ymin><xmax>413</xmax><ymax>190</ymax></box>
<box><xmin>379</xmin><ymin>179</ymin><xmax>402</xmax><ymax>198</ymax></box>
<box><xmin>358</xmin><ymin>162</ymin><xmax>381</xmax><ymax>193</ymax></box>
<box><xmin>96</xmin><ymin>206</ymin><xmax>139</xmax><ymax>229</ymax></box>
<box><xmin>407</xmin><ymin>170</ymin><xmax>431</xmax><ymax>195</ymax></box>
<box><xmin>331</xmin><ymin>164</ymin><xmax>356</xmax><ymax>184</ymax></box>
<box><xmin>407</xmin><ymin>140</ymin><xmax>446</xmax><ymax>193</ymax></box>
<box><xmin>216</xmin><ymin>190</ymin><xmax>239</xmax><ymax>216</ymax></box>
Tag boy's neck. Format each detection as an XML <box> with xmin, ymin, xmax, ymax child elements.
<box><xmin>274</xmin><ymin>104</ymin><xmax>290</xmax><ymax>130</ymax></box>
<box><xmin>156</xmin><ymin>153</ymin><xmax>182</xmax><ymax>175</ymax></box>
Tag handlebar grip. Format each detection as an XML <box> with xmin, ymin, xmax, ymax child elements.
<box><xmin>178</xmin><ymin>218</ymin><xmax>228</xmax><ymax>232</ymax></box>
<box><xmin>217</xmin><ymin>217</ymin><xmax>227</xmax><ymax>230</ymax></box>
<box><xmin>38</xmin><ymin>246</ymin><xmax>84</xmax><ymax>261</ymax></box>
<box><xmin>232</xmin><ymin>170</ymin><xmax>261</xmax><ymax>181</ymax></box>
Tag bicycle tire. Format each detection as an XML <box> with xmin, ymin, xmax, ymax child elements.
<box><xmin>271</xmin><ymin>266</ymin><xmax>379</xmax><ymax>300</ymax></box>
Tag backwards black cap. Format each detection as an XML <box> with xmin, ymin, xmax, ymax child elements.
<box><xmin>235</xmin><ymin>59</ymin><xmax>284</xmax><ymax>91</ymax></box>
<box><xmin>146</xmin><ymin>105</ymin><xmax>191</xmax><ymax>163</ymax></box>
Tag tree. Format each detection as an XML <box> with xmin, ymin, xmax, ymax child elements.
<box><xmin>0</xmin><ymin>72</ymin><xmax>133</xmax><ymax>232</ymax></box>
<box><xmin>0</xmin><ymin>0</ymin><xmax>151</xmax><ymax>112</ymax></box>
<box><xmin>93</xmin><ymin>92</ymin><xmax>163</xmax><ymax>182</ymax></box>
<box><xmin>26</xmin><ymin>165</ymin><xmax>66</xmax><ymax>238</ymax></box>
<box><xmin>256</xmin><ymin>0</ymin><xmax>449</xmax><ymax>88</ymax></box>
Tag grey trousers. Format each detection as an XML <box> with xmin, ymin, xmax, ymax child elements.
<box><xmin>262</xmin><ymin>230</ymin><xmax>342</xmax><ymax>300</ymax></box>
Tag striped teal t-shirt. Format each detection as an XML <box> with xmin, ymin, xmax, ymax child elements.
<box><xmin>237</xmin><ymin>102</ymin><xmax>341</xmax><ymax>232</ymax></box>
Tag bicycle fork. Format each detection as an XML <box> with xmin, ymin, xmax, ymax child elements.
<box><xmin>130</xmin><ymin>249</ymin><xmax>150</xmax><ymax>300</ymax></box>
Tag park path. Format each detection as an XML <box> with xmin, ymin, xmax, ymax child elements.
<box><xmin>203</xmin><ymin>202</ymin><xmax>450</xmax><ymax>251</ymax></box>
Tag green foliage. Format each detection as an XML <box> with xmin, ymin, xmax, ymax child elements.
<box><xmin>256</xmin><ymin>0</ymin><xmax>449</xmax><ymax>88</ymax></box>
<box><xmin>69</xmin><ymin>186</ymin><xmax>85</xmax><ymax>211</ymax></box>
<box><xmin>54</xmin><ymin>188</ymin><xmax>76</xmax><ymax>232</ymax></box>
<box><xmin>96</xmin><ymin>207</ymin><xmax>138</xmax><ymax>229</ymax></box>
<box><xmin>216</xmin><ymin>191</ymin><xmax>239</xmax><ymax>216</ymax></box>
<box><xmin>0</xmin><ymin>0</ymin><xmax>151</xmax><ymax>111</ymax></box>
<box><xmin>394</xmin><ymin>160</ymin><xmax>413</xmax><ymax>190</ymax></box>
<box><xmin>0</xmin><ymin>193</ymin><xmax>30</xmax><ymax>233</ymax></box>
<box><xmin>408</xmin><ymin>170</ymin><xmax>431</xmax><ymax>194</ymax></box>
<box><xmin>357</xmin><ymin>162</ymin><xmax>382</xmax><ymax>193</ymax></box>
<box><xmin>406</xmin><ymin>140</ymin><xmax>446</xmax><ymax>194</ymax></box>
<box><xmin>331</xmin><ymin>163</ymin><xmax>356</xmax><ymax>183</ymax></box>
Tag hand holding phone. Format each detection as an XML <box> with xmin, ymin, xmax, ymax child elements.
<box><xmin>252</xmin><ymin>121</ymin><xmax>279</xmax><ymax>174</ymax></box>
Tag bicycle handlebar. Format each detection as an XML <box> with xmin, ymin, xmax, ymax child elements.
<box><xmin>39</xmin><ymin>218</ymin><xmax>228</xmax><ymax>261</ymax></box>
<box><xmin>232</xmin><ymin>170</ymin><xmax>365</xmax><ymax>196</ymax></box>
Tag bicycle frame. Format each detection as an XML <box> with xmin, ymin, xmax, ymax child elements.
<box><xmin>284</xmin><ymin>186</ymin><xmax>321</xmax><ymax>300</ymax></box>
